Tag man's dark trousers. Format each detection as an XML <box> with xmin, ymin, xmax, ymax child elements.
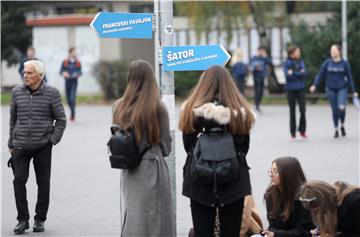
<box><xmin>12</xmin><ymin>142</ymin><xmax>52</xmax><ymax>222</ymax></box>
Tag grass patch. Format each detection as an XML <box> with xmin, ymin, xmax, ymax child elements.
<box><xmin>1</xmin><ymin>92</ymin><xmax>11</xmax><ymax>104</ymax></box>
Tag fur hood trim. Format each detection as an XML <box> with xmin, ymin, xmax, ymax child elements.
<box><xmin>181</xmin><ymin>101</ymin><xmax>256</xmax><ymax>125</ymax></box>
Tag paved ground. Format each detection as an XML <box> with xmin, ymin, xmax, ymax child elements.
<box><xmin>1</xmin><ymin>104</ymin><xmax>359</xmax><ymax>236</ymax></box>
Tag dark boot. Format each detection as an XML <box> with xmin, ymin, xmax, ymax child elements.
<box><xmin>33</xmin><ymin>220</ymin><xmax>45</xmax><ymax>232</ymax></box>
<box><xmin>13</xmin><ymin>221</ymin><xmax>29</xmax><ymax>234</ymax></box>
<box><xmin>341</xmin><ymin>126</ymin><xmax>346</xmax><ymax>137</ymax></box>
<box><xmin>334</xmin><ymin>130</ymin><xmax>339</xmax><ymax>138</ymax></box>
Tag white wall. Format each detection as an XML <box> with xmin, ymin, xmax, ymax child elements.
<box><xmin>75</xmin><ymin>26</ymin><xmax>100</xmax><ymax>94</ymax></box>
<box><xmin>1</xmin><ymin>61</ymin><xmax>20</xmax><ymax>88</ymax></box>
<box><xmin>33</xmin><ymin>26</ymin><xmax>100</xmax><ymax>95</ymax></box>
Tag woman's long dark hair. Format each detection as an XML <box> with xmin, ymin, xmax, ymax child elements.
<box><xmin>264</xmin><ymin>157</ymin><xmax>307</xmax><ymax>221</ymax></box>
<box><xmin>179</xmin><ymin>65</ymin><xmax>255</xmax><ymax>134</ymax></box>
<box><xmin>113</xmin><ymin>59</ymin><xmax>167</xmax><ymax>144</ymax></box>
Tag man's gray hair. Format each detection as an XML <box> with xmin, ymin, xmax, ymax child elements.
<box><xmin>24</xmin><ymin>60</ymin><xmax>45</xmax><ymax>79</ymax></box>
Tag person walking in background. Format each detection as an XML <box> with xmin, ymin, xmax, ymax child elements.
<box><xmin>262</xmin><ymin>157</ymin><xmax>314</xmax><ymax>237</ymax></box>
<box><xmin>283</xmin><ymin>46</ymin><xmax>308</xmax><ymax>140</ymax></box>
<box><xmin>112</xmin><ymin>60</ymin><xmax>175</xmax><ymax>237</ymax></box>
<box><xmin>250</xmin><ymin>46</ymin><xmax>270</xmax><ymax>112</ymax></box>
<box><xmin>18</xmin><ymin>46</ymin><xmax>47</xmax><ymax>82</ymax></box>
<box><xmin>60</xmin><ymin>47</ymin><xmax>82</xmax><ymax>122</ymax></box>
<box><xmin>299</xmin><ymin>180</ymin><xmax>360</xmax><ymax>237</ymax></box>
<box><xmin>231</xmin><ymin>48</ymin><xmax>248</xmax><ymax>95</ymax></box>
<box><xmin>179</xmin><ymin>66</ymin><xmax>256</xmax><ymax>237</ymax></box>
<box><xmin>8</xmin><ymin>60</ymin><xmax>66</xmax><ymax>234</ymax></box>
<box><xmin>310</xmin><ymin>44</ymin><xmax>358</xmax><ymax>138</ymax></box>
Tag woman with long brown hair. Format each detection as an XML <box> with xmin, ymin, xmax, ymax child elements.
<box><xmin>299</xmin><ymin>180</ymin><xmax>360</xmax><ymax>237</ymax></box>
<box><xmin>179</xmin><ymin>65</ymin><xmax>255</xmax><ymax>237</ymax></box>
<box><xmin>112</xmin><ymin>59</ymin><xmax>175</xmax><ymax>237</ymax></box>
<box><xmin>262</xmin><ymin>157</ymin><xmax>314</xmax><ymax>237</ymax></box>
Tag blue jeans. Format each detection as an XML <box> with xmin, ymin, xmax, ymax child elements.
<box><xmin>326</xmin><ymin>87</ymin><xmax>348</xmax><ymax>128</ymax></box>
<box><xmin>65</xmin><ymin>78</ymin><xmax>78</xmax><ymax>120</ymax></box>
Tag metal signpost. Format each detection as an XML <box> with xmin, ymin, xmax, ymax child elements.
<box><xmin>153</xmin><ymin>2</ymin><xmax>177</xmax><ymax>232</ymax></box>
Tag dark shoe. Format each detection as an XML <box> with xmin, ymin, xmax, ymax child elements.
<box><xmin>300</xmin><ymin>132</ymin><xmax>308</xmax><ymax>139</ymax></box>
<box><xmin>334</xmin><ymin>130</ymin><xmax>339</xmax><ymax>138</ymax></box>
<box><xmin>341</xmin><ymin>126</ymin><xmax>346</xmax><ymax>136</ymax></box>
<box><xmin>33</xmin><ymin>220</ymin><xmax>45</xmax><ymax>232</ymax></box>
<box><xmin>13</xmin><ymin>221</ymin><xmax>29</xmax><ymax>234</ymax></box>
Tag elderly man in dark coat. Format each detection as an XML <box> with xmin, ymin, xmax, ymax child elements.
<box><xmin>8</xmin><ymin>60</ymin><xmax>66</xmax><ymax>234</ymax></box>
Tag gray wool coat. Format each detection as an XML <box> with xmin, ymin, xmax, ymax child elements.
<box><xmin>113</xmin><ymin>101</ymin><xmax>176</xmax><ymax>237</ymax></box>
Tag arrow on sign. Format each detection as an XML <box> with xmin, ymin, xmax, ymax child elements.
<box><xmin>162</xmin><ymin>45</ymin><xmax>231</xmax><ymax>71</ymax></box>
<box><xmin>90</xmin><ymin>12</ymin><xmax>153</xmax><ymax>39</ymax></box>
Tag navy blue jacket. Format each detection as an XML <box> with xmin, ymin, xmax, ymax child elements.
<box><xmin>313</xmin><ymin>58</ymin><xmax>355</xmax><ymax>92</ymax></box>
<box><xmin>283</xmin><ymin>58</ymin><xmax>307</xmax><ymax>90</ymax></box>
<box><xmin>250</xmin><ymin>55</ymin><xmax>270</xmax><ymax>79</ymax></box>
<box><xmin>60</xmin><ymin>58</ymin><xmax>82</xmax><ymax>80</ymax></box>
<box><xmin>232</xmin><ymin>62</ymin><xmax>248</xmax><ymax>82</ymax></box>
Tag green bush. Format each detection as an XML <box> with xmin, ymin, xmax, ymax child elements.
<box><xmin>174</xmin><ymin>71</ymin><xmax>202</xmax><ymax>97</ymax></box>
<box><xmin>92</xmin><ymin>60</ymin><xmax>129</xmax><ymax>100</ymax></box>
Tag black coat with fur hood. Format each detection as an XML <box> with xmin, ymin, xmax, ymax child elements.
<box><xmin>181</xmin><ymin>102</ymin><xmax>253</xmax><ymax>207</ymax></box>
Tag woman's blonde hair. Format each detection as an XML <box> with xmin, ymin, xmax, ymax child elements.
<box><xmin>299</xmin><ymin>181</ymin><xmax>338</xmax><ymax>236</ymax></box>
<box><xmin>333</xmin><ymin>180</ymin><xmax>359</xmax><ymax>205</ymax></box>
<box><xmin>178</xmin><ymin>65</ymin><xmax>255</xmax><ymax>134</ymax></box>
<box><xmin>230</xmin><ymin>48</ymin><xmax>243</xmax><ymax>66</ymax></box>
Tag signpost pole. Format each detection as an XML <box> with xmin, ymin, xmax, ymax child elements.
<box><xmin>154</xmin><ymin>0</ymin><xmax>177</xmax><ymax>232</ymax></box>
<box><xmin>342</xmin><ymin>0</ymin><xmax>347</xmax><ymax>60</ymax></box>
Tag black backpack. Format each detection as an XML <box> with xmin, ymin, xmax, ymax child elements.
<box><xmin>107</xmin><ymin>124</ymin><xmax>150</xmax><ymax>169</ymax></box>
<box><xmin>190</xmin><ymin>128</ymin><xmax>241</xmax><ymax>192</ymax></box>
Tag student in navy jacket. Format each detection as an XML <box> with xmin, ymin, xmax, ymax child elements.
<box><xmin>310</xmin><ymin>44</ymin><xmax>357</xmax><ymax>138</ymax></box>
<box><xmin>60</xmin><ymin>47</ymin><xmax>82</xmax><ymax>121</ymax></box>
<box><xmin>283</xmin><ymin>46</ymin><xmax>308</xmax><ymax>140</ymax></box>
<box><xmin>231</xmin><ymin>48</ymin><xmax>248</xmax><ymax>95</ymax></box>
<box><xmin>250</xmin><ymin>46</ymin><xmax>270</xmax><ymax>112</ymax></box>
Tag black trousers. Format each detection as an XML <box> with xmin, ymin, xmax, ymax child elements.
<box><xmin>191</xmin><ymin>198</ymin><xmax>244</xmax><ymax>237</ymax></box>
<box><xmin>235</xmin><ymin>79</ymin><xmax>246</xmax><ymax>96</ymax></box>
<box><xmin>286</xmin><ymin>89</ymin><xmax>306</xmax><ymax>136</ymax></box>
<box><xmin>254</xmin><ymin>77</ymin><xmax>265</xmax><ymax>110</ymax></box>
<box><xmin>11</xmin><ymin>142</ymin><xmax>52</xmax><ymax>222</ymax></box>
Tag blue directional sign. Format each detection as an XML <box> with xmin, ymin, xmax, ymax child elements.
<box><xmin>90</xmin><ymin>12</ymin><xmax>153</xmax><ymax>39</ymax></box>
<box><xmin>163</xmin><ymin>45</ymin><xmax>231</xmax><ymax>71</ymax></box>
